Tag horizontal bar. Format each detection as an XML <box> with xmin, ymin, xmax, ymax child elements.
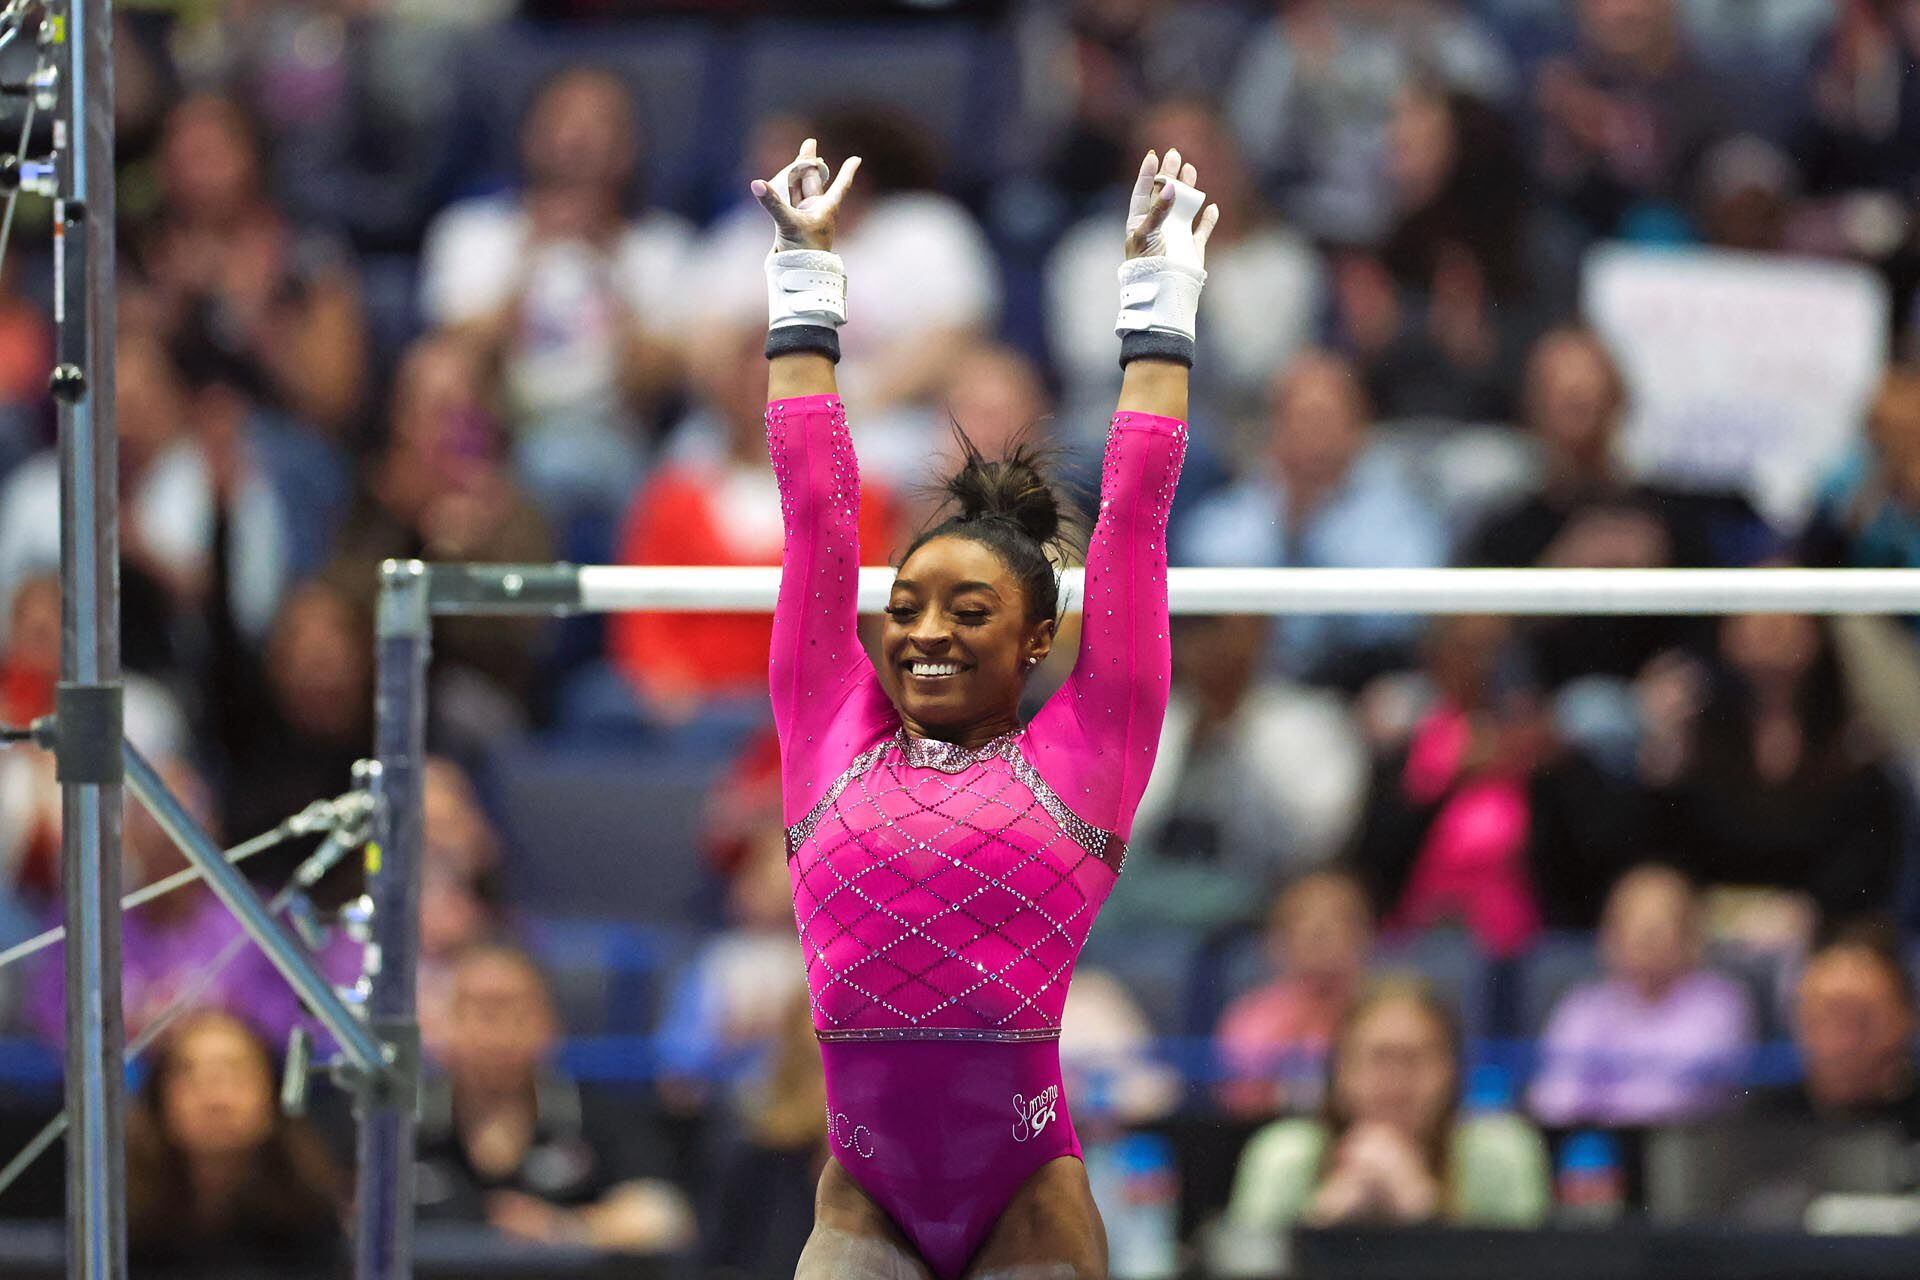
<box><xmin>561</xmin><ymin>566</ymin><xmax>1920</xmax><ymax>617</ymax></box>
<box><xmin>121</xmin><ymin>745</ymin><xmax>386</xmax><ymax>1074</ymax></box>
<box><xmin>423</xmin><ymin>561</ymin><xmax>579</xmax><ymax>616</ymax></box>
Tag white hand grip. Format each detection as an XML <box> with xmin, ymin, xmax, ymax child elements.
<box><xmin>1157</xmin><ymin>179</ymin><xmax>1207</xmax><ymax>270</ymax></box>
<box><xmin>765</xmin><ymin>249</ymin><xmax>848</xmax><ymax>329</ymax></box>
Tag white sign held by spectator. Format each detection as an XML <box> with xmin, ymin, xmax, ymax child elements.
<box><xmin>1584</xmin><ymin>245</ymin><xmax>1887</xmax><ymax>527</ymax></box>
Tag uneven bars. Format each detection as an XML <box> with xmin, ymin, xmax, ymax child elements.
<box><xmin>466</xmin><ymin>566</ymin><xmax>1920</xmax><ymax>617</ymax></box>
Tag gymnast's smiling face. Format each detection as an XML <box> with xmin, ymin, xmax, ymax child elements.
<box><xmin>883</xmin><ymin>535</ymin><xmax>1054</xmax><ymax>741</ymax></box>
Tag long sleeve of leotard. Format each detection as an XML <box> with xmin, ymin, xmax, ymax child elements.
<box><xmin>1027</xmin><ymin>410</ymin><xmax>1188</xmax><ymax>844</ymax></box>
<box><xmin>766</xmin><ymin>394</ymin><xmax>896</xmax><ymax>826</ymax></box>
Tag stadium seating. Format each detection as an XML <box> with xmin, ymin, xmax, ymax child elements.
<box><xmin>486</xmin><ymin>740</ymin><xmax>730</xmax><ymax>922</ymax></box>
<box><xmin>447</xmin><ymin>20</ymin><xmax>727</xmax><ymax>215</ymax></box>
<box><xmin>523</xmin><ymin>916</ymin><xmax>696</xmax><ymax>1036</ymax></box>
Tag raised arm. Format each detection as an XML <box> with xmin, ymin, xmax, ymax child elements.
<box><xmin>1028</xmin><ymin>148</ymin><xmax>1218</xmax><ymax>843</ymax></box>
<box><xmin>756</xmin><ymin>138</ymin><xmax>860</xmax><ymax>401</ymax></box>
<box><xmin>1113</xmin><ymin>148</ymin><xmax>1216</xmax><ymax>423</ymax></box>
<box><xmin>756</xmin><ymin>141</ymin><xmax>895</xmax><ymax>820</ymax></box>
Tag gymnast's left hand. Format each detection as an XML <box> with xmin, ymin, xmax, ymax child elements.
<box><xmin>750</xmin><ymin>137</ymin><xmax>862</xmax><ymax>253</ymax></box>
<box><xmin>1123</xmin><ymin>147</ymin><xmax>1221</xmax><ymax>266</ymax></box>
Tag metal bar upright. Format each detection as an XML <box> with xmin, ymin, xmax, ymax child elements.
<box><xmin>357</xmin><ymin>560</ymin><xmax>430</xmax><ymax>1280</ymax></box>
<box><xmin>52</xmin><ymin>3</ymin><xmax>123</xmax><ymax>1278</ymax></box>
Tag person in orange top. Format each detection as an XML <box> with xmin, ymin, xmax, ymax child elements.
<box><xmin>1214</xmin><ymin>869</ymin><xmax>1376</xmax><ymax>1118</ymax></box>
<box><xmin>611</xmin><ymin>323</ymin><xmax>901</xmax><ymax>719</ymax></box>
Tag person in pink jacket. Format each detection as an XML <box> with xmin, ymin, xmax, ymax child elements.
<box><xmin>753</xmin><ymin>137</ymin><xmax>1217</xmax><ymax>1278</ymax></box>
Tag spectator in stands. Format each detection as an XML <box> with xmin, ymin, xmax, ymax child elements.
<box><xmin>672</xmin><ymin>111</ymin><xmax>815</xmax><ymax>330</ymax></box>
<box><xmin>1349</xmin><ymin>615</ymin><xmax>1641</xmax><ymax>952</ymax></box>
<box><xmin>1463</xmin><ymin>327</ymin><xmax>1771</xmax><ymax>691</ymax></box>
<box><xmin>1794</xmin><ymin>0</ymin><xmax>1920</xmax><ymax>333</ymax></box>
<box><xmin>142</xmin><ymin>310</ymin><xmax>350</xmax><ymax>656</ymax></box>
<box><xmin>0</xmin><ymin>261</ymin><xmax>51</xmax><ymax>479</ymax></box>
<box><xmin>1789</xmin><ymin>370</ymin><xmax>1920</xmax><ymax>771</ymax></box>
<box><xmin>27</xmin><ymin>757</ymin><xmax>361</xmax><ymax>1047</ymax></box>
<box><xmin>127</xmin><ymin>1009</ymin><xmax>347</xmax><ymax>1279</ymax></box>
<box><xmin>0</xmin><ymin>573</ymin><xmax>54</xmax><ymax>735</ymax></box>
<box><xmin>611</xmin><ymin>322</ymin><xmax>901</xmax><ymax>722</ymax></box>
<box><xmin>698</xmin><ymin>725</ymin><xmax>784</xmax><ymax>880</ymax></box>
<box><xmin>1334</xmin><ymin>83</ymin><xmax>1539</xmax><ymax>423</ymax></box>
<box><xmin>1</xmin><ymin>576</ymin><xmax>63</xmax><ymax>905</ymax></box>
<box><xmin>1529</xmin><ymin>864</ymin><xmax>1754</xmax><ymax>1127</ymax></box>
<box><xmin>655</xmin><ymin>795</ymin><xmax>806</xmax><ymax>1106</ymax></box>
<box><xmin>1802</xmin><ymin>369</ymin><xmax>1920</xmax><ymax>756</ymax></box>
<box><xmin>1226</xmin><ymin>978</ymin><xmax>1549</xmax><ymax>1229</ymax></box>
<box><xmin>0</xmin><ymin>323</ymin><xmax>213</xmax><ymax>680</ymax></box>
<box><xmin>1046</xmin><ymin>98</ymin><xmax>1323</xmax><ymax>442</ymax></box>
<box><xmin>1226</xmin><ymin>0</ymin><xmax>1514</xmax><ymax>241</ymax></box>
<box><xmin>1012</xmin><ymin>0</ymin><xmax>1251</xmax><ymax>206</ymax></box>
<box><xmin>1</xmin><ymin>575</ymin><xmax>187</xmax><ymax>907</ymax></box>
<box><xmin>1108</xmin><ymin>615</ymin><xmax>1367</xmax><ymax>932</ymax></box>
<box><xmin>215</xmin><ymin>580</ymin><xmax>371</xmax><ymax>851</ymax></box>
<box><xmin>683</xmin><ymin>107</ymin><xmax>999</xmax><ymax>487</ymax></box>
<box><xmin>1796</xmin><ymin>0</ymin><xmax>1920</xmax><ymax>200</ymax></box>
<box><xmin>417</xmin><ymin>943</ymin><xmax>696</xmax><ymax>1252</ymax></box>
<box><xmin>1804</xmin><ymin>367</ymin><xmax>1920</xmax><ymax>584</ymax></box>
<box><xmin>1640</xmin><ymin>611</ymin><xmax>1905</xmax><ymax>927</ymax></box>
<box><xmin>218</xmin><ymin>0</ymin><xmax>469</xmax><ymax>251</ymax></box>
<box><xmin>1690</xmin><ymin>133</ymin><xmax>1806</xmax><ymax>255</ymax></box>
<box><xmin>931</xmin><ymin>342</ymin><xmax>1056</xmax><ymax>517</ymax></box>
<box><xmin>1214</xmin><ymin>870</ymin><xmax>1376</xmax><ymax>1118</ymax></box>
<box><xmin>1176</xmin><ymin>352</ymin><xmax>1449</xmax><ymax>687</ymax></box>
<box><xmin>702</xmin><ymin>991</ymin><xmax>828</xmax><ymax>1280</ymax></box>
<box><xmin>419</xmin><ymin>66</ymin><xmax>693</xmax><ymax>519</ymax></box>
<box><xmin>107</xmin><ymin>11</ymin><xmax>177</xmax><ymax>230</ymax></box>
<box><xmin>418</xmin><ymin>757</ymin><xmax>510</xmax><ymax>1058</ymax></box>
<box><xmin>140</xmin><ymin>94</ymin><xmax>368</xmax><ymax>438</ymax></box>
<box><xmin>1060</xmin><ymin>967</ymin><xmax>1183</xmax><ymax>1127</ymax></box>
<box><xmin>815</xmin><ymin>106</ymin><xmax>1005</xmax><ymax>477</ymax></box>
<box><xmin>1532</xmin><ymin>0</ymin><xmax>1737</xmax><ymax>238</ymax></box>
<box><xmin>324</xmin><ymin>334</ymin><xmax>552</xmax><ymax>735</ymax></box>
<box><xmin>1748</xmin><ymin>923</ymin><xmax>1920</xmax><ymax>1140</ymax></box>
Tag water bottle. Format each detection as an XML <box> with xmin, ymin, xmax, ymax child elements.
<box><xmin>1555</xmin><ymin>1130</ymin><xmax>1625</xmax><ymax>1225</ymax></box>
<box><xmin>1092</xmin><ymin>1132</ymin><xmax>1179</xmax><ymax>1280</ymax></box>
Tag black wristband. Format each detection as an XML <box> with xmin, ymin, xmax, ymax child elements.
<box><xmin>766</xmin><ymin>324</ymin><xmax>841</xmax><ymax>363</ymax></box>
<box><xmin>1118</xmin><ymin>329</ymin><xmax>1195</xmax><ymax>368</ymax></box>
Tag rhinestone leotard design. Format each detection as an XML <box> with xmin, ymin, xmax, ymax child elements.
<box><xmin>767</xmin><ymin>394</ymin><xmax>1186</xmax><ymax>1277</ymax></box>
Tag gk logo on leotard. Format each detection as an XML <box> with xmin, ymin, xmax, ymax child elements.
<box><xmin>827</xmin><ymin>1106</ymin><xmax>874</xmax><ymax>1159</ymax></box>
<box><xmin>1011</xmin><ymin>1086</ymin><xmax>1059</xmax><ymax>1143</ymax></box>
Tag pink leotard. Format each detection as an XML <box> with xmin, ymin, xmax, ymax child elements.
<box><xmin>767</xmin><ymin>393</ymin><xmax>1187</xmax><ymax>1278</ymax></box>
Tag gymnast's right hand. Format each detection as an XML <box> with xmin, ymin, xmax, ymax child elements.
<box><xmin>751</xmin><ymin>138</ymin><xmax>862</xmax><ymax>253</ymax></box>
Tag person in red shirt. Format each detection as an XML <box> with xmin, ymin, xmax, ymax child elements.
<box><xmin>0</xmin><ymin>574</ymin><xmax>59</xmax><ymax>901</ymax></box>
<box><xmin>0</xmin><ymin>573</ymin><xmax>56</xmax><ymax>728</ymax></box>
<box><xmin>611</xmin><ymin>323</ymin><xmax>901</xmax><ymax>719</ymax></box>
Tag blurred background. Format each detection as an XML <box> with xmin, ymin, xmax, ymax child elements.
<box><xmin>3</xmin><ymin>0</ymin><xmax>1920</xmax><ymax>1276</ymax></box>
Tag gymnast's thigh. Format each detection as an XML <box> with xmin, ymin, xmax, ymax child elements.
<box><xmin>963</xmin><ymin>1155</ymin><xmax>1108</xmax><ymax>1280</ymax></box>
<box><xmin>796</xmin><ymin>1156</ymin><xmax>933</xmax><ymax>1280</ymax></box>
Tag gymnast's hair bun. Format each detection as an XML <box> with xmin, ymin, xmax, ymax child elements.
<box><xmin>942</xmin><ymin>436</ymin><xmax>1062</xmax><ymax>548</ymax></box>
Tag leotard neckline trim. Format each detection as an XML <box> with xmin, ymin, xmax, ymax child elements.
<box><xmin>896</xmin><ymin>726</ymin><xmax>1024</xmax><ymax>772</ymax></box>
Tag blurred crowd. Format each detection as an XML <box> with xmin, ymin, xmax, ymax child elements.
<box><xmin>1</xmin><ymin>0</ymin><xmax>1919</xmax><ymax>1275</ymax></box>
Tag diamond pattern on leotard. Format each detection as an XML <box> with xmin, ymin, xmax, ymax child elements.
<box><xmin>788</xmin><ymin>728</ymin><xmax>1123</xmax><ymax>1039</ymax></box>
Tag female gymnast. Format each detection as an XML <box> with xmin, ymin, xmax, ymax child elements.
<box><xmin>755</xmin><ymin>138</ymin><xmax>1218</xmax><ymax>1278</ymax></box>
